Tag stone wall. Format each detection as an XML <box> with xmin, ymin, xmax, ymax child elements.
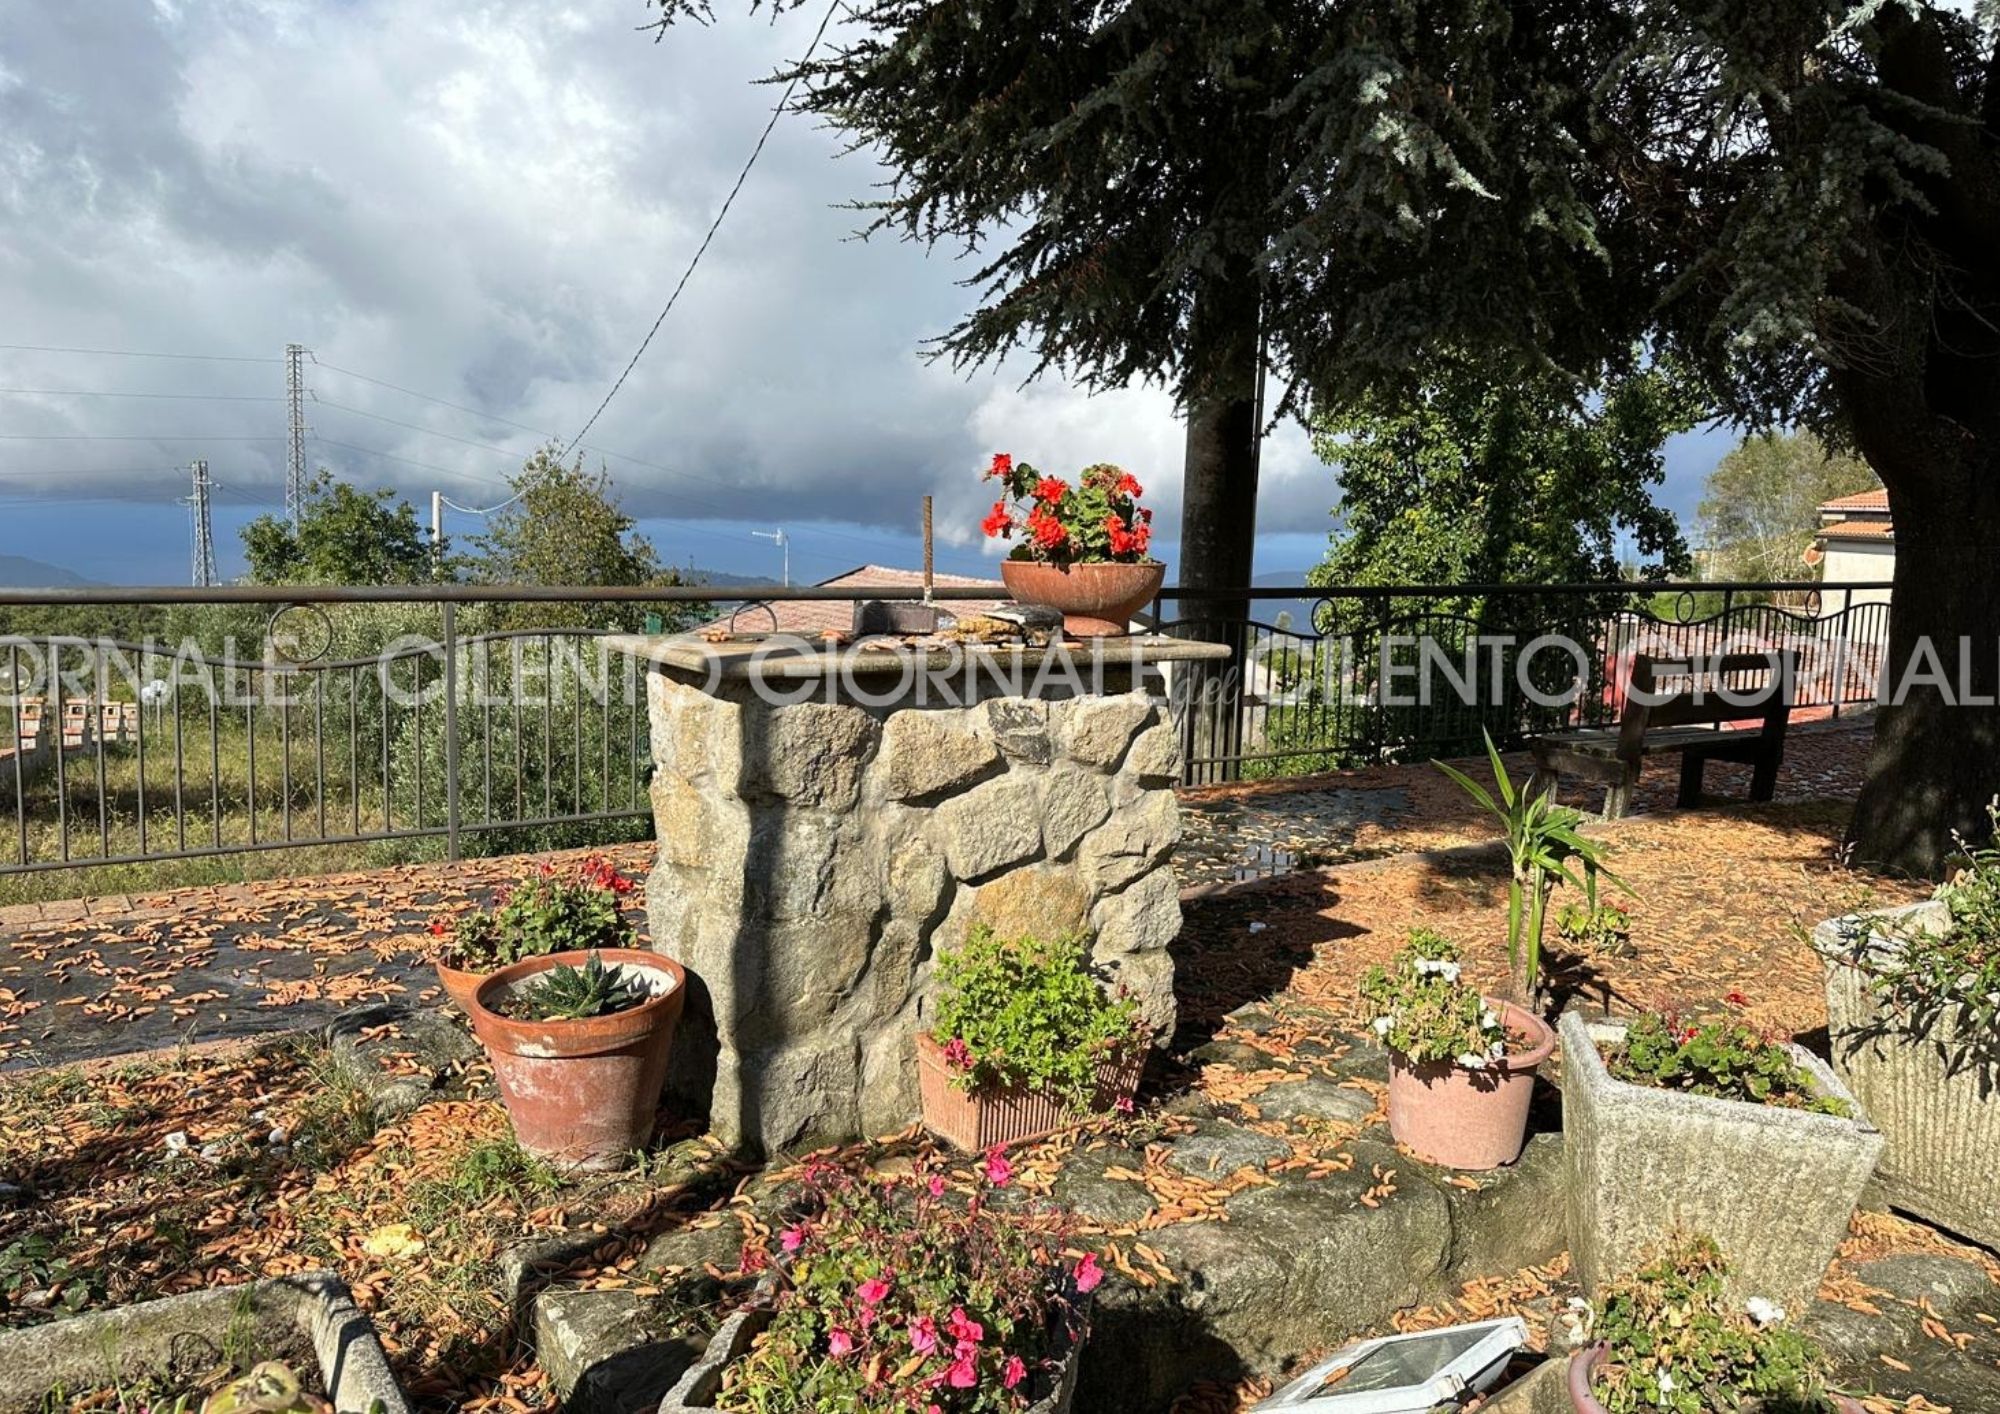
<box><xmin>643</xmin><ymin>672</ymin><xmax>1184</xmax><ymax>1155</ymax></box>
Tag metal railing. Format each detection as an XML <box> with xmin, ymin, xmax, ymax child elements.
<box><xmin>0</xmin><ymin>578</ymin><xmax>1892</xmax><ymax>879</ymax></box>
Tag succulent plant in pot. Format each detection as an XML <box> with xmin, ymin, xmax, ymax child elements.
<box><xmin>428</xmin><ymin>853</ymin><xmax>637</xmax><ymax>1011</ymax></box>
<box><xmin>1361</xmin><ymin>929</ymin><xmax>1555</xmax><ymax>1169</ymax></box>
<box><xmin>919</xmin><ymin>927</ymin><xmax>1148</xmax><ymax>1151</ymax></box>
<box><xmin>662</xmin><ymin>1156</ymin><xmax>1098</xmax><ymax>1413</ymax></box>
<box><xmin>1816</xmin><ymin>800</ymin><xmax>2000</xmax><ymax>1252</ymax></box>
<box><xmin>1565</xmin><ymin>1235</ymin><xmax>1866</xmax><ymax>1413</ymax></box>
<box><xmin>467</xmin><ymin>947</ymin><xmax>685</xmax><ymax>1170</ymax></box>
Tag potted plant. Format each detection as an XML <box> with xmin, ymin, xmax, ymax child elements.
<box><xmin>1559</xmin><ymin>1010</ymin><xmax>1882</xmax><ymax>1311</ymax></box>
<box><xmin>1556</xmin><ymin>896</ymin><xmax>1632</xmax><ymax>957</ymax></box>
<box><xmin>980</xmin><ymin>453</ymin><xmax>1163</xmax><ymax>637</ymax></box>
<box><xmin>919</xmin><ymin>927</ymin><xmax>1147</xmax><ymax>1151</ymax></box>
<box><xmin>429</xmin><ymin>854</ymin><xmax>638</xmax><ymax>1011</ymax></box>
<box><xmin>661</xmin><ymin>1157</ymin><xmax>1098</xmax><ymax>1413</ymax></box>
<box><xmin>1815</xmin><ymin>803</ymin><xmax>2000</xmax><ymax>1251</ymax></box>
<box><xmin>1565</xmin><ymin>1235</ymin><xmax>1865</xmax><ymax>1413</ymax></box>
<box><xmin>1361</xmin><ymin>929</ymin><xmax>1555</xmax><ymax>1169</ymax></box>
<box><xmin>467</xmin><ymin>947</ymin><xmax>686</xmax><ymax>1170</ymax></box>
<box><xmin>1434</xmin><ymin>732</ymin><xmax>1626</xmax><ymax>1006</ymax></box>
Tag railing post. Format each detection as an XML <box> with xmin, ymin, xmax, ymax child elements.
<box><xmin>442</xmin><ymin>600</ymin><xmax>461</xmax><ymax>862</ymax></box>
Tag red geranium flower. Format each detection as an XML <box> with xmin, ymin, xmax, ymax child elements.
<box><xmin>1116</xmin><ymin>472</ymin><xmax>1143</xmax><ymax>498</ymax></box>
<box><xmin>1026</xmin><ymin>505</ymin><xmax>1069</xmax><ymax>552</ymax></box>
<box><xmin>981</xmin><ymin>499</ymin><xmax>1014</xmax><ymax>539</ymax></box>
<box><xmin>1032</xmin><ymin>476</ymin><xmax>1068</xmax><ymax>504</ymax></box>
<box><xmin>987</xmin><ymin>452</ymin><xmax>1013</xmax><ymax>480</ymax></box>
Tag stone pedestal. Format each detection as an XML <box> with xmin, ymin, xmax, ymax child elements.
<box><xmin>607</xmin><ymin>634</ymin><xmax>1229</xmax><ymax>1155</ymax></box>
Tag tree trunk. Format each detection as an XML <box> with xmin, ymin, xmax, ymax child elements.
<box><xmin>1844</xmin><ymin>461</ymin><xmax>2000</xmax><ymax>875</ymax></box>
<box><xmin>1173</xmin><ymin>268</ymin><xmax>1263</xmax><ymax>781</ymax></box>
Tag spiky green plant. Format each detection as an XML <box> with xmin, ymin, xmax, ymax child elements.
<box><xmin>1434</xmin><ymin>731</ymin><xmax>1630</xmax><ymax>1006</ymax></box>
<box><xmin>512</xmin><ymin>951</ymin><xmax>650</xmax><ymax>1022</ymax></box>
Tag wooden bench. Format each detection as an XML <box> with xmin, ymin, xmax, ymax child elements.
<box><xmin>1527</xmin><ymin>650</ymin><xmax>1797</xmax><ymax>819</ymax></box>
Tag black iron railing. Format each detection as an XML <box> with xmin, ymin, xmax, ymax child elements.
<box><xmin>0</xmin><ymin>578</ymin><xmax>1891</xmax><ymax>879</ymax></box>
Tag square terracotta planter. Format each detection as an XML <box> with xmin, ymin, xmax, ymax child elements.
<box><xmin>1559</xmin><ymin>1011</ymin><xmax>1883</xmax><ymax>1310</ymax></box>
<box><xmin>917</xmin><ymin>1033</ymin><xmax>1143</xmax><ymax>1151</ymax></box>
<box><xmin>1818</xmin><ymin>899</ymin><xmax>2000</xmax><ymax>1251</ymax></box>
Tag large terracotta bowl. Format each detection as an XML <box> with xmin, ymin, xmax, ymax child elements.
<box><xmin>1001</xmin><ymin>560</ymin><xmax>1164</xmax><ymax>637</ymax></box>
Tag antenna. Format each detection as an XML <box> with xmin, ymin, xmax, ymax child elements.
<box><xmin>284</xmin><ymin>342</ymin><xmax>309</xmax><ymax>527</ymax></box>
<box><xmin>752</xmin><ymin>528</ymin><xmax>790</xmax><ymax>587</ymax></box>
<box><xmin>187</xmin><ymin>459</ymin><xmax>216</xmax><ymax>587</ymax></box>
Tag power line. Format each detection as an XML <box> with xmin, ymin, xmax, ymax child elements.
<box><xmin>0</xmin><ymin>343</ymin><xmax>280</xmax><ymax>364</ymax></box>
<box><xmin>313</xmin><ymin>397</ymin><xmax>536</xmax><ymax>463</ymax></box>
<box><xmin>309</xmin><ymin>359</ymin><xmax>562</xmax><ymax>441</ymax></box>
<box><xmin>0</xmin><ymin>387</ymin><xmax>282</xmax><ymax>401</ymax></box>
<box><xmin>0</xmin><ymin>433</ymin><xmax>283</xmax><ymax>442</ymax></box>
<box><xmin>560</xmin><ymin>0</ymin><xmax>842</xmax><ymax>456</ymax></box>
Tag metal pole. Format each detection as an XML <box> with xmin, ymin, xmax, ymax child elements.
<box><xmin>442</xmin><ymin>601</ymin><xmax>461</xmax><ymax>862</ymax></box>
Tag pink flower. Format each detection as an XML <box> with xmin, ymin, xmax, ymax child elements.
<box><xmin>942</xmin><ymin>1036</ymin><xmax>973</xmax><ymax>1071</ymax></box>
<box><xmin>1003</xmin><ymin>1355</ymin><xmax>1027</xmax><ymax>1390</ymax></box>
<box><xmin>1114</xmin><ymin>1094</ymin><xmax>1135</xmax><ymax>1115</ymax></box>
<box><xmin>983</xmin><ymin>1148</ymin><xmax>1013</xmax><ymax>1187</ymax></box>
<box><xmin>828</xmin><ymin>1328</ymin><xmax>855</xmax><ymax>1358</ymax></box>
<box><xmin>946</xmin><ymin>1344</ymin><xmax>979</xmax><ymax>1388</ymax></box>
<box><xmin>858</xmin><ymin>1276</ymin><xmax>892</xmax><ymax>1306</ymax></box>
<box><xmin>927</xmin><ymin>1174</ymin><xmax>947</xmax><ymax>1198</ymax></box>
<box><xmin>908</xmin><ymin>1313</ymin><xmax>939</xmax><ymax>1355</ymax></box>
<box><xmin>1074</xmin><ymin>1252</ymin><xmax>1103</xmax><ymax>1294</ymax></box>
<box><xmin>779</xmin><ymin>1226</ymin><xmax>805</xmax><ymax>1253</ymax></box>
<box><xmin>946</xmin><ymin>1306</ymin><xmax>984</xmax><ymax>1344</ymax></box>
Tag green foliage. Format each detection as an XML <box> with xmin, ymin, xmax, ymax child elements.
<box><xmin>0</xmin><ymin>1233</ymin><xmax>94</xmax><ymax>1323</ymax></box>
<box><xmin>1358</xmin><ymin>930</ymin><xmax>1507</xmax><ymax>1067</ymax></box>
<box><xmin>469</xmin><ymin>447</ymin><xmax>703</xmax><ymax>632</ymax></box>
<box><xmin>1433</xmin><ymin>732</ymin><xmax>1627</xmax><ymax>1003</ymax></box>
<box><xmin>1697</xmin><ymin>432</ymin><xmax>1878</xmax><ymax>585</ymax></box>
<box><xmin>1604</xmin><ymin>1014</ymin><xmax>1849</xmax><ymax>1117</ymax></box>
<box><xmin>508</xmin><ymin>951</ymin><xmax>652</xmax><ymax>1022</ymax></box>
<box><xmin>725</xmin><ymin>1162</ymin><xmax>1092</xmax><ymax>1414</ymax></box>
<box><xmin>437</xmin><ymin>855</ymin><xmax>638</xmax><ymax>971</ymax></box>
<box><xmin>1583</xmin><ymin>1236</ymin><xmax>1841</xmax><ymax>1414</ymax></box>
<box><xmin>1311</xmin><ymin>357</ymin><xmax>1698</xmax><ymax>610</ymax></box>
<box><xmin>930</xmin><ymin>927</ymin><xmax>1143</xmax><ymax>1109</ymax></box>
<box><xmin>1556</xmin><ymin>899</ymin><xmax>1631</xmax><ymax>956</ymax></box>
<box><xmin>242</xmin><ymin>472</ymin><xmax>439</xmax><ymax>586</ymax></box>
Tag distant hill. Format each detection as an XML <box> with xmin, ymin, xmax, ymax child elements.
<box><xmin>677</xmin><ymin>567</ymin><xmax>772</xmax><ymax>590</ymax></box>
<box><xmin>0</xmin><ymin>555</ymin><xmax>90</xmax><ymax>587</ymax></box>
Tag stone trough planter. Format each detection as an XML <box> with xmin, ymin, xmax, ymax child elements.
<box><xmin>0</xmin><ymin>1272</ymin><xmax>409</xmax><ymax>1414</ymax></box>
<box><xmin>1817</xmin><ymin>898</ymin><xmax>2000</xmax><ymax>1252</ymax></box>
<box><xmin>660</xmin><ymin>1301</ymin><xmax>1085</xmax><ymax>1414</ymax></box>
<box><xmin>1558</xmin><ymin>1012</ymin><xmax>1883</xmax><ymax>1309</ymax></box>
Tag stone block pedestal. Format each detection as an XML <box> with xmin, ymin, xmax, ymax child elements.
<box><xmin>607</xmin><ymin>633</ymin><xmax>1229</xmax><ymax>1155</ymax></box>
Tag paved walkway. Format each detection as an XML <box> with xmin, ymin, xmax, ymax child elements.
<box><xmin>0</xmin><ymin>720</ymin><xmax>1876</xmax><ymax>1072</ymax></box>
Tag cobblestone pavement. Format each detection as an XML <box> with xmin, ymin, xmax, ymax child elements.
<box><xmin>0</xmin><ymin>720</ymin><xmax>1876</xmax><ymax>1071</ymax></box>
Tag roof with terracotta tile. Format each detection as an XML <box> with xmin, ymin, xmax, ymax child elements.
<box><xmin>695</xmin><ymin>564</ymin><xmax>1009</xmax><ymax>637</ymax></box>
<box><xmin>1814</xmin><ymin>519</ymin><xmax>1895</xmax><ymax>542</ymax></box>
<box><xmin>1818</xmin><ymin>487</ymin><xmax>1888</xmax><ymax>513</ymax></box>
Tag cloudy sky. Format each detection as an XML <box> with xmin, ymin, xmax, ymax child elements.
<box><xmin>0</xmin><ymin>0</ymin><xmax>1734</xmax><ymax>587</ymax></box>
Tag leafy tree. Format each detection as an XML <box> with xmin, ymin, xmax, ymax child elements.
<box><xmin>467</xmin><ymin>447</ymin><xmax>705</xmax><ymax>631</ymax></box>
<box><xmin>1310</xmin><ymin>359</ymin><xmax>1696</xmax><ymax>613</ymax></box>
<box><xmin>241</xmin><ymin>473</ymin><xmax>438</xmax><ymax>586</ymax></box>
<box><xmin>650</xmin><ymin>0</ymin><xmax>2000</xmax><ymax>872</ymax></box>
<box><xmin>1697</xmin><ymin>432</ymin><xmax>1878</xmax><ymax>585</ymax></box>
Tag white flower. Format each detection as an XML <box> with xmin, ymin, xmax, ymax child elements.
<box><xmin>163</xmin><ymin>1130</ymin><xmax>189</xmax><ymax>1156</ymax></box>
<box><xmin>1372</xmin><ymin>1016</ymin><xmax>1393</xmax><ymax>1035</ymax></box>
<box><xmin>1488</xmin><ymin>1040</ymin><xmax>1506</xmax><ymax>1059</ymax></box>
<box><xmin>1480</xmin><ymin>1008</ymin><xmax>1499</xmax><ymax>1029</ymax></box>
<box><xmin>1655</xmin><ymin>1371</ymin><xmax>1676</xmax><ymax>1402</ymax></box>
<box><xmin>1413</xmin><ymin>959</ymin><xmax>1462</xmax><ymax>983</ymax></box>
<box><xmin>1247</xmin><ymin>921</ymin><xmax>1267</xmax><ymax>934</ymax></box>
<box><xmin>1455</xmin><ymin>1052</ymin><xmax>1488</xmax><ymax>1070</ymax></box>
<box><xmin>1745</xmin><ymin>1296</ymin><xmax>1786</xmax><ymax>1327</ymax></box>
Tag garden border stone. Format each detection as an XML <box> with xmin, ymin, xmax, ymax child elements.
<box><xmin>0</xmin><ymin>1272</ymin><xmax>409</xmax><ymax>1414</ymax></box>
<box><xmin>1559</xmin><ymin>1011</ymin><xmax>1883</xmax><ymax>1309</ymax></box>
<box><xmin>1816</xmin><ymin>898</ymin><xmax>2000</xmax><ymax>1251</ymax></box>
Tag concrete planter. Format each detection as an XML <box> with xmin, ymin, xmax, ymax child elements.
<box><xmin>1817</xmin><ymin>899</ymin><xmax>2000</xmax><ymax>1251</ymax></box>
<box><xmin>659</xmin><ymin>1298</ymin><xmax>1086</xmax><ymax>1414</ymax></box>
<box><xmin>0</xmin><ymin>1272</ymin><xmax>409</xmax><ymax>1414</ymax></box>
<box><xmin>1559</xmin><ymin>1012</ymin><xmax>1882</xmax><ymax>1309</ymax></box>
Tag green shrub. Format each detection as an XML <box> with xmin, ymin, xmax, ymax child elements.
<box><xmin>1581</xmin><ymin>1235</ymin><xmax>1843</xmax><ymax>1414</ymax></box>
<box><xmin>1556</xmin><ymin>899</ymin><xmax>1632</xmax><ymax>954</ymax></box>
<box><xmin>1603</xmin><ymin>1014</ymin><xmax>1848</xmax><ymax>1116</ymax></box>
<box><xmin>1359</xmin><ymin>929</ymin><xmax>1509</xmax><ymax>1068</ymax></box>
<box><xmin>930</xmin><ymin>927</ymin><xmax>1143</xmax><ymax>1108</ymax></box>
<box><xmin>434</xmin><ymin>854</ymin><xmax>636</xmax><ymax>970</ymax></box>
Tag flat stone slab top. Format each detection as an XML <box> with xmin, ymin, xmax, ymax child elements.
<box><xmin>604</xmin><ymin>631</ymin><xmax>1232</xmax><ymax>682</ymax></box>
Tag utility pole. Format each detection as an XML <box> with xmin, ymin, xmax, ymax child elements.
<box><xmin>284</xmin><ymin>342</ymin><xmax>309</xmax><ymax>528</ymax></box>
<box><xmin>752</xmin><ymin>528</ymin><xmax>790</xmax><ymax>586</ymax></box>
<box><xmin>188</xmin><ymin>460</ymin><xmax>216</xmax><ymax>587</ymax></box>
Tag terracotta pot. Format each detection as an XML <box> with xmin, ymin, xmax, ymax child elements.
<box><xmin>467</xmin><ymin>948</ymin><xmax>687</xmax><ymax>1170</ymax></box>
<box><xmin>1000</xmin><ymin>559</ymin><xmax>1165</xmax><ymax>638</ymax></box>
<box><xmin>1567</xmin><ymin>1344</ymin><xmax>1865</xmax><ymax>1413</ymax></box>
<box><xmin>434</xmin><ymin>960</ymin><xmax>485</xmax><ymax>1015</ymax></box>
<box><xmin>1385</xmin><ymin>998</ymin><xmax>1555</xmax><ymax>1170</ymax></box>
<box><xmin>917</xmin><ymin>1033</ymin><xmax>1144</xmax><ymax>1151</ymax></box>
